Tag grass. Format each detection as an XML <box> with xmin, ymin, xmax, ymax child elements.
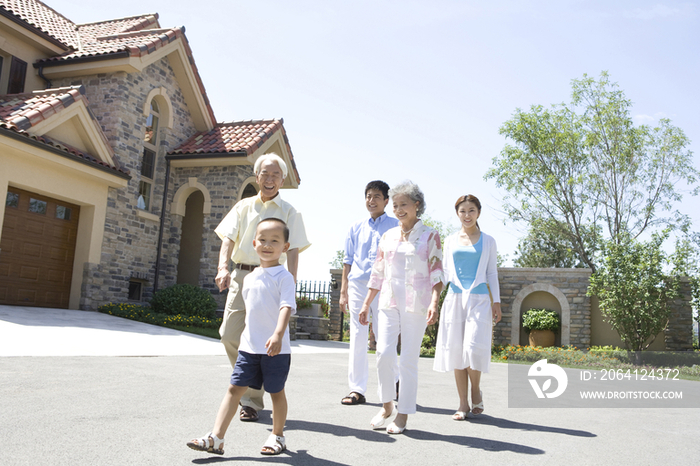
<box><xmin>492</xmin><ymin>344</ymin><xmax>700</xmax><ymax>381</ymax></box>
<box><xmin>98</xmin><ymin>303</ymin><xmax>221</xmax><ymax>340</ymax></box>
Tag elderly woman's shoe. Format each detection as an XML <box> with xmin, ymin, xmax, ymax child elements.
<box><xmin>387</xmin><ymin>421</ymin><xmax>406</xmax><ymax>434</ymax></box>
<box><xmin>370</xmin><ymin>405</ymin><xmax>396</xmax><ymax>429</ymax></box>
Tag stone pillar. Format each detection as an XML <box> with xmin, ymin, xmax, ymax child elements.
<box><xmin>664</xmin><ymin>277</ymin><xmax>694</xmax><ymax>351</ymax></box>
<box><xmin>329</xmin><ymin>268</ymin><xmax>342</xmax><ymax>341</ymax></box>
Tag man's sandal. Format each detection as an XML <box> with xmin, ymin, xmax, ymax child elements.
<box><xmin>341</xmin><ymin>392</ymin><xmax>366</xmax><ymax>405</ymax></box>
<box><xmin>261</xmin><ymin>434</ymin><xmax>286</xmax><ymax>455</ymax></box>
<box><xmin>187</xmin><ymin>432</ymin><xmax>224</xmax><ymax>455</ymax></box>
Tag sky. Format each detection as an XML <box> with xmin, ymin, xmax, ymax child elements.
<box><xmin>47</xmin><ymin>0</ymin><xmax>700</xmax><ymax>282</ymax></box>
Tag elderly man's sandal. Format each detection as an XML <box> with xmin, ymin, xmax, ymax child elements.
<box><xmin>187</xmin><ymin>432</ymin><xmax>224</xmax><ymax>455</ymax></box>
<box><xmin>341</xmin><ymin>392</ymin><xmax>366</xmax><ymax>405</ymax></box>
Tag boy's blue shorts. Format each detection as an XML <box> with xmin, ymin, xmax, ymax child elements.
<box><xmin>231</xmin><ymin>351</ymin><xmax>291</xmax><ymax>394</ymax></box>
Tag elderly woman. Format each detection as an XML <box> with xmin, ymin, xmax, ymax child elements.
<box><xmin>359</xmin><ymin>180</ymin><xmax>443</xmax><ymax>434</ymax></box>
<box><xmin>433</xmin><ymin>195</ymin><xmax>501</xmax><ymax>420</ymax></box>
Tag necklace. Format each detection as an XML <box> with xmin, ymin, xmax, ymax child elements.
<box><xmin>400</xmin><ymin>225</ymin><xmax>414</xmax><ymax>239</ymax></box>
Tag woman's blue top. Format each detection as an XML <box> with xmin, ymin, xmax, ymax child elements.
<box><xmin>450</xmin><ymin>236</ymin><xmax>489</xmax><ymax>294</ymax></box>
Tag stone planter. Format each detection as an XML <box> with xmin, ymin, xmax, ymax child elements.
<box><xmin>528</xmin><ymin>329</ymin><xmax>555</xmax><ymax>348</ymax></box>
<box><xmin>297</xmin><ymin>303</ymin><xmax>324</xmax><ymax>318</ymax></box>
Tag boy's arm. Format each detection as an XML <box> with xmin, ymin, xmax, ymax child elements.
<box><xmin>265</xmin><ymin>305</ymin><xmax>293</xmax><ymax>357</ymax></box>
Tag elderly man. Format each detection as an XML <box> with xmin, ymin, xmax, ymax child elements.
<box><xmin>215</xmin><ymin>153</ymin><xmax>310</xmax><ymax>422</ymax></box>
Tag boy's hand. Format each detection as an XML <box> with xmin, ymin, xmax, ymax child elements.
<box><xmin>265</xmin><ymin>333</ymin><xmax>282</xmax><ymax>356</ymax></box>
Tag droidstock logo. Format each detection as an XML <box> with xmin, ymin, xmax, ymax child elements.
<box><xmin>528</xmin><ymin>359</ymin><xmax>568</xmax><ymax>399</ymax></box>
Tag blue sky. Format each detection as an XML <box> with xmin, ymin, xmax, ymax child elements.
<box><xmin>49</xmin><ymin>0</ymin><xmax>700</xmax><ymax>281</ymax></box>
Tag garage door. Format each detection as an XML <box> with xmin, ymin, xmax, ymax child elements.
<box><xmin>0</xmin><ymin>187</ymin><xmax>80</xmax><ymax>308</ymax></box>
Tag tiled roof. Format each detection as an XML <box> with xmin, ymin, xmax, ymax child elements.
<box><xmin>170</xmin><ymin>119</ymin><xmax>300</xmax><ymax>182</ymax></box>
<box><xmin>0</xmin><ymin>85</ymin><xmax>85</xmax><ymax>130</ymax></box>
<box><xmin>170</xmin><ymin>120</ymin><xmax>287</xmax><ymax>156</ymax></box>
<box><xmin>0</xmin><ymin>86</ymin><xmax>129</xmax><ymax>176</ymax></box>
<box><xmin>0</xmin><ymin>0</ymin><xmax>78</xmax><ymax>48</ymax></box>
<box><xmin>2</xmin><ymin>1</ymin><xmax>216</xmax><ymax>135</ymax></box>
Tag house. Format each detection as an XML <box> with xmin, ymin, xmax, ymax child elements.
<box><xmin>0</xmin><ymin>0</ymin><xmax>300</xmax><ymax>310</ymax></box>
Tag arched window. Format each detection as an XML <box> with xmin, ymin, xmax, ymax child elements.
<box><xmin>138</xmin><ymin>100</ymin><xmax>161</xmax><ymax>210</ymax></box>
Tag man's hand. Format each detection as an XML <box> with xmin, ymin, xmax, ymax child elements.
<box><xmin>339</xmin><ymin>291</ymin><xmax>349</xmax><ymax>315</ymax></box>
<box><xmin>215</xmin><ymin>268</ymin><xmax>230</xmax><ymax>292</ymax></box>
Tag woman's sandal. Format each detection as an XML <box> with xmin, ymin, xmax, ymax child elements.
<box><xmin>187</xmin><ymin>432</ymin><xmax>224</xmax><ymax>455</ymax></box>
<box><xmin>261</xmin><ymin>434</ymin><xmax>286</xmax><ymax>455</ymax></box>
<box><xmin>471</xmin><ymin>391</ymin><xmax>484</xmax><ymax>416</ymax></box>
<box><xmin>370</xmin><ymin>405</ymin><xmax>396</xmax><ymax>429</ymax></box>
<box><xmin>452</xmin><ymin>410</ymin><xmax>469</xmax><ymax>421</ymax></box>
<box><xmin>386</xmin><ymin>421</ymin><xmax>406</xmax><ymax>434</ymax></box>
<box><xmin>341</xmin><ymin>392</ymin><xmax>366</xmax><ymax>405</ymax></box>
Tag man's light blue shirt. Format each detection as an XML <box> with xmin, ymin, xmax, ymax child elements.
<box><xmin>344</xmin><ymin>213</ymin><xmax>399</xmax><ymax>282</ymax></box>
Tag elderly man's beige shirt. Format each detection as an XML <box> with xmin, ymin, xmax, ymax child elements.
<box><xmin>214</xmin><ymin>192</ymin><xmax>310</xmax><ymax>265</ymax></box>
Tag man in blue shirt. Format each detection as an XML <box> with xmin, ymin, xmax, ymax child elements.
<box><xmin>340</xmin><ymin>180</ymin><xmax>399</xmax><ymax>405</ymax></box>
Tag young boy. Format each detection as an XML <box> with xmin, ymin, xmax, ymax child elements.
<box><xmin>188</xmin><ymin>217</ymin><xmax>296</xmax><ymax>456</ymax></box>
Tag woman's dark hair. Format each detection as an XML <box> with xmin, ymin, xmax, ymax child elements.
<box><xmin>455</xmin><ymin>194</ymin><xmax>481</xmax><ymax>229</ymax></box>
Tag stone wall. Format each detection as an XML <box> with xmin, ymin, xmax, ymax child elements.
<box><xmin>497</xmin><ymin>268</ymin><xmax>592</xmax><ymax>348</ymax></box>
<box><xmin>53</xmin><ymin>57</ymin><xmax>213</xmax><ymax>309</ymax></box>
<box><xmin>664</xmin><ymin>277</ymin><xmax>694</xmax><ymax>351</ymax></box>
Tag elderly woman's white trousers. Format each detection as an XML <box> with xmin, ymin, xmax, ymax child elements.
<box><xmin>375</xmin><ymin>307</ymin><xmax>427</xmax><ymax>414</ymax></box>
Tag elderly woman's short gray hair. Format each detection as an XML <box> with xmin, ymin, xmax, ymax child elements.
<box><xmin>389</xmin><ymin>180</ymin><xmax>426</xmax><ymax>217</ymax></box>
<box><xmin>254</xmin><ymin>153</ymin><xmax>288</xmax><ymax>179</ymax></box>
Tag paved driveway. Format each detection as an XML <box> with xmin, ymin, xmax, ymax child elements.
<box><xmin>1</xmin><ymin>305</ymin><xmax>698</xmax><ymax>465</ymax></box>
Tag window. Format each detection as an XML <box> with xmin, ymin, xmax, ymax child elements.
<box><xmin>28</xmin><ymin>198</ymin><xmax>47</xmax><ymax>215</ymax></box>
<box><xmin>5</xmin><ymin>191</ymin><xmax>19</xmax><ymax>208</ymax></box>
<box><xmin>7</xmin><ymin>56</ymin><xmax>27</xmax><ymax>94</ymax></box>
<box><xmin>55</xmin><ymin>205</ymin><xmax>72</xmax><ymax>220</ymax></box>
<box><xmin>128</xmin><ymin>280</ymin><xmax>143</xmax><ymax>301</ymax></box>
<box><xmin>139</xmin><ymin>100</ymin><xmax>161</xmax><ymax>211</ymax></box>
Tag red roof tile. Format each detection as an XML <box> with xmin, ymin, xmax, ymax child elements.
<box><xmin>170</xmin><ymin>119</ymin><xmax>300</xmax><ymax>183</ymax></box>
<box><xmin>0</xmin><ymin>86</ymin><xmax>128</xmax><ymax>176</ymax></box>
<box><xmin>0</xmin><ymin>0</ymin><xmax>78</xmax><ymax>48</ymax></box>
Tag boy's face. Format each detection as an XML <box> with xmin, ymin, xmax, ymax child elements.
<box><xmin>253</xmin><ymin>221</ymin><xmax>290</xmax><ymax>266</ymax></box>
<box><xmin>365</xmin><ymin>188</ymin><xmax>388</xmax><ymax>218</ymax></box>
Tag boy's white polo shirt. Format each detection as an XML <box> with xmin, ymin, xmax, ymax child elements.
<box><xmin>240</xmin><ymin>265</ymin><xmax>297</xmax><ymax>355</ymax></box>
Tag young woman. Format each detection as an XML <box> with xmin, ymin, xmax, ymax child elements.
<box><xmin>359</xmin><ymin>180</ymin><xmax>443</xmax><ymax>434</ymax></box>
<box><xmin>433</xmin><ymin>195</ymin><xmax>501</xmax><ymax>420</ymax></box>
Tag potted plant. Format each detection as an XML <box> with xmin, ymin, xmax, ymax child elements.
<box><xmin>522</xmin><ymin>308</ymin><xmax>560</xmax><ymax>347</ymax></box>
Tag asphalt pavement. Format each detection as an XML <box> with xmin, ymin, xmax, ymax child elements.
<box><xmin>1</xmin><ymin>305</ymin><xmax>698</xmax><ymax>465</ymax></box>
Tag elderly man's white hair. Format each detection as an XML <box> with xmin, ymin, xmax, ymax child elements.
<box><xmin>254</xmin><ymin>153</ymin><xmax>288</xmax><ymax>179</ymax></box>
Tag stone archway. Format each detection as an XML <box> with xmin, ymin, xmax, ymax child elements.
<box><xmin>510</xmin><ymin>283</ymin><xmax>571</xmax><ymax>346</ymax></box>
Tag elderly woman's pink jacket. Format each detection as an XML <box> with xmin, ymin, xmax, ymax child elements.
<box><xmin>367</xmin><ymin>220</ymin><xmax>444</xmax><ymax>314</ymax></box>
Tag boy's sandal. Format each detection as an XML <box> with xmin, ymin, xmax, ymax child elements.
<box><xmin>261</xmin><ymin>434</ymin><xmax>286</xmax><ymax>455</ymax></box>
<box><xmin>187</xmin><ymin>432</ymin><xmax>224</xmax><ymax>455</ymax></box>
<box><xmin>341</xmin><ymin>392</ymin><xmax>366</xmax><ymax>405</ymax></box>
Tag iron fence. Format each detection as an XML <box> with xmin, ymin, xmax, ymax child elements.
<box><xmin>296</xmin><ymin>280</ymin><xmax>331</xmax><ymax>303</ymax></box>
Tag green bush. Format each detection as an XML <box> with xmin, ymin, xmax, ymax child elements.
<box><xmin>150</xmin><ymin>284</ymin><xmax>217</xmax><ymax>319</ymax></box>
<box><xmin>522</xmin><ymin>308</ymin><xmax>560</xmax><ymax>332</ymax></box>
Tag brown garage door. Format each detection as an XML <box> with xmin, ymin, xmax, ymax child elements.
<box><xmin>0</xmin><ymin>187</ymin><xmax>80</xmax><ymax>308</ymax></box>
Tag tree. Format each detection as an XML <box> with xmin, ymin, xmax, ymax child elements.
<box><xmin>486</xmin><ymin>72</ymin><xmax>699</xmax><ymax>272</ymax></box>
<box><xmin>329</xmin><ymin>250</ymin><xmax>344</xmax><ymax>269</ymax></box>
<box><xmin>587</xmin><ymin>230</ymin><xmax>686</xmax><ymax>359</ymax></box>
<box><xmin>514</xmin><ymin>217</ymin><xmax>592</xmax><ymax>268</ymax></box>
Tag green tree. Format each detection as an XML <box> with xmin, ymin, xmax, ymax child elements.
<box><xmin>486</xmin><ymin>72</ymin><xmax>699</xmax><ymax>272</ymax></box>
<box><xmin>514</xmin><ymin>218</ymin><xmax>592</xmax><ymax>268</ymax></box>
<box><xmin>587</xmin><ymin>230</ymin><xmax>686</xmax><ymax>359</ymax></box>
<box><xmin>329</xmin><ymin>249</ymin><xmax>344</xmax><ymax>269</ymax></box>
